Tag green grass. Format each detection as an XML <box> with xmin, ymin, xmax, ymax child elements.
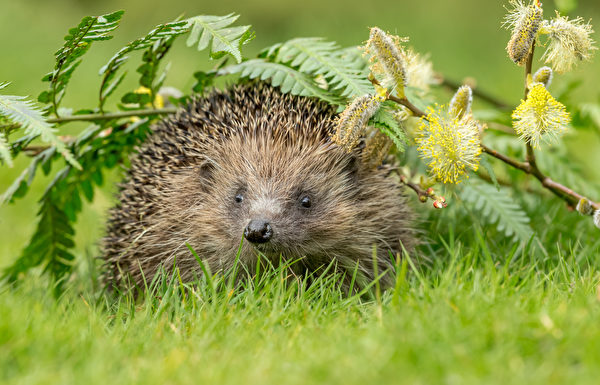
<box><xmin>3</xmin><ymin>204</ymin><xmax>600</xmax><ymax>384</ymax></box>
<box><xmin>2</xmin><ymin>1</ymin><xmax>600</xmax><ymax>383</ymax></box>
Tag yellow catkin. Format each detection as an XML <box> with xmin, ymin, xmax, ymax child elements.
<box><xmin>404</xmin><ymin>48</ymin><xmax>436</xmax><ymax>96</ymax></box>
<box><xmin>416</xmin><ymin>105</ymin><xmax>482</xmax><ymax>184</ymax></box>
<box><xmin>449</xmin><ymin>85</ymin><xmax>473</xmax><ymax>119</ymax></box>
<box><xmin>576</xmin><ymin>198</ymin><xmax>594</xmax><ymax>216</ymax></box>
<box><xmin>512</xmin><ymin>83</ymin><xmax>570</xmax><ymax>148</ymax></box>
<box><xmin>532</xmin><ymin>66</ymin><xmax>553</xmax><ymax>87</ymax></box>
<box><xmin>366</xmin><ymin>27</ymin><xmax>408</xmax><ymax>97</ymax></box>
<box><xmin>505</xmin><ymin>2</ymin><xmax>543</xmax><ymax>65</ymax></box>
<box><xmin>541</xmin><ymin>12</ymin><xmax>597</xmax><ymax>73</ymax></box>
<box><xmin>362</xmin><ymin>128</ymin><xmax>393</xmax><ymax>169</ymax></box>
<box><xmin>332</xmin><ymin>93</ymin><xmax>383</xmax><ymax>151</ymax></box>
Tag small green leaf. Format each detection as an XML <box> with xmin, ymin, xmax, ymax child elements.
<box><xmin>186</xmin><ymin>14</ymin><xmax>254</xmax><ymax>63</ymax></box>
<box><xmin>121</xmin><ymin>92</ymin><xmax>152</xmax><ymax>105</ymax></box>
<box><xmin>192</xmin><ymin>71</ymin><xmax>217</xmax><ymax>93</ymax></box>
<box><xmin>370</xmin><ymin>103</ymin><xmax>408</xmax><ymax>153</ymax></box>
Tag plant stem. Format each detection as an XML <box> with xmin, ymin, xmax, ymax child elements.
<box><xmin>46</xmin><ymin>108</ymin><xmax>177</xmax><ymax>124</ymax></box>
<box><xmin>0</xmin><ymin>108</ymin><xmax>178</xmax><ymax>132</ymax></box>
<box><xmin>368</xmin><ymin>76</ymin><xmax>427</xmax><ymax>117</ymax></box>
<box><xmin>481</xmin><ymin>144</ymin><xmax>599</xmax><ymax>210</ymax></box>
<box><xmin>522</xmin><ymin>44</ymin><xmax>539</xmax><ymax>174</ymax></box>
<box><xmin>480</xmin><ymin>144</ymin><xmax>529</xmax><ymax>172</ymax></box>
<box><xmin>371</xmin><ymin>62</ymin><xmax>599</xmax><ymax>213</ymax></box>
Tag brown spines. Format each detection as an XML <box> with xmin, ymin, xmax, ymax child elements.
<box><xmin>103</xmin><ymin>83</ymin><xmax>415</xmax><ymax>290</ymax></box>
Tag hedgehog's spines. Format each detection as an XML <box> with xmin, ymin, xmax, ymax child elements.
<box><xmin>103</xmin><ymin>83</ymin><xmax>415</xmax><ymax>290</ymax></box>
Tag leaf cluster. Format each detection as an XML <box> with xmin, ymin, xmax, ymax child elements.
<box><xmin>0</xmin><ymin>10</ymin><xmax>256</xmax><ymax>292</ymax></box>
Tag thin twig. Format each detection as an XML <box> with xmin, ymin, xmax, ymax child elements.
<box><xmin>0</xmin><ymin>108</ymin><xmax>178</xmax><ymax>131</ymax></box>
<box><xmin>368</xmin><ymin>76</ymin><xmax>427</xmax><ymax>117</ymax></box>
<box><xmin>46</xmin><ymin>108</ymin><xmax>177</xmax><ymax>124</ymax></box>
<box><xmin>396</xmin><ymin>174</ymin><xmax>447</xmax><ymax>207</ymax></box>
<box><xmin>523</xmin><ymin>44</ymin><xmax>539</xmax><ymax>175</ymax></box>
<box><xmin>481</xmin><ymin>144</ymin><xmax>529</xmax><ymax>173</ymax></box>
<box><xmin>402</xmin><ymin>178</ymin><xmax>429</xmax><ymax>201</ymax></box>
<box><xmin>482</xmin><ymin>143</ymin><xmax>599</xmax><ymax>210</ymax></box>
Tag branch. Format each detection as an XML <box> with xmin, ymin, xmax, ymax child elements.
<box><xmin>46</xmin><ymin>108</ymin><xmax>177</xmax><ymax>124</ymax></box>
<box><xmin>522</xmin><ymin>43</ymin><xmax>539</xmax><ymax>177</ymax></box>
<box><xmin>396</xmin><ymin>174</ymin><xmax>447</xmax><ymax>208</ymax></box>
<box><xmin>373</xmin><ymin>60</ymin><xmax>600</xmax><ymax>214</ymax></box>
<box><xmin>481</xmin><ymin>144</ymin><xmax>529</xmax><ymax>173</ymax></box>
<box><xmin>368</xmin><ymin>76</ymin><xmax>426</xmax><ymax>117</ymax></box>
<box><xmin>0</xmin><ymin>107</ymin><xmax>177</xmax><ymax>131</ymax></box>
<box><xmin>482</xmin><ymin>143</ymin><xmax>600</xmax><ymax>211</ymax></box>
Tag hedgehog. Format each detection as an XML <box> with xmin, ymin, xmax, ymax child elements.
<box><xmin>103</xmin><ymin>83</ymin><xmax>416</xmax><ymax>291</ymax></box>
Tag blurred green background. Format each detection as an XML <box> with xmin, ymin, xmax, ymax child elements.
<box><xmin>1</xmin><ymin>0</ymin><xmax>599</xmax><ymax>268</ymax></box>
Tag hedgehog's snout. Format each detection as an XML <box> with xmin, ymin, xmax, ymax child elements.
<box><xmin>244</xmin><ymin>219</ymin><xmax>273</xmax><ymax>244</ymax></box>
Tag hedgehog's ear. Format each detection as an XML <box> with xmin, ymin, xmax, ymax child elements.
<box><xmin>196</xmin><ymin>159</ymin><xmax>215</xmax><ymax>186</ymax></box>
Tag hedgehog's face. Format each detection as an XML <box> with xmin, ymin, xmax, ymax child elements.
<box><xmin>193</xmin><ymin>133</ymin><xmax>362</xmax><ymax>266</ymax></box>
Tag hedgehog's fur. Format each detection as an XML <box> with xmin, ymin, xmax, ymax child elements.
<box><xmin>104</xmin><ymin>83</ymin><xmax>415</xmax><ymax>290</ymax></box>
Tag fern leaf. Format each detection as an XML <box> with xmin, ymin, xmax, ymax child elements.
<box><xmin>186</xmin><ymin>14</ymin><xmax>254</xmax><ymax>63</ymax></box>
<box><xmin>1</xmin><ymin>148</ymin><xmax>55</xmax><ymax>205</ymax></box>
<box><xmin>460</xmin><ymin>180</ymin><xmax>534</xmax><ymax>242</ymax></box>
<box><xmin>0</xmin><ymin>90</ymin><xmax>80</xmax><ymax>169</ymax></box>
<box><xmin>0</xmin><ymin>131</ymin><xmax>12</xmax><ymax>167</ymax></box>
<box><xmin>99</xmin><ymin>20</ymin><xmax>188</xmax><ymax>109</ymax></box>
<box><xmin>335</xmin><ymin>46</ymin><xmax>370</xmax><ymax>72</ymax></box>
<box><xmin>219</xmin><ymin>59</ymin><xmax>343</xmax><ymax>105</ymax></box>
<box><xmin>370</xmin><ymin>102</ymin><xmax>408</xmax><ymax>152</ymax></box>
<box><xmin>4</xmin><ymin>194</ymin><xmax>76</xmax><ymax>288</ymax></box>
<box><xmin>39</xmin><ymin>10</ymin><xmax>124</xmax><ymax>114</ymax></box>
<box><xmin>272</xmin><ymin>38</ymin><xmax>373</xmax><ymax>98</ymax></box>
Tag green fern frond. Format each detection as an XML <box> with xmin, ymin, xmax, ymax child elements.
<box><xmin>370</xmin><ymin>102</ymin><xmax>408</xmax><ymax>152</ymax></box>
<box><xmin>0</xmin><ymin>131</ymin><xmax>12</xmax><ymax>167</ymax></box>
<box><xmin>1</xmin><ymin>148</ymin><xmax>55</xmax><ymax>205</ymax></box>
<box><xmin>3</xmin><ymin>193</ymin><xmax>76</xmax><ymax>289</ymax></box>
<box><xmin>219</xmin><ymin>59</ymin><xmax>343</xmax><ymax>105</ymax></box>
<box><xmin>99</xmin><ymin>20</ymin><xmax>188</xmax><ymax>109</ymax></box>
<box><xmin>335</xmin><ymin>46</ymin><xmax>370</xmax><ymax>72</ymax></box>
<box><xmin>460</xmin><ymin>180</ymin><xmax>534</xmax><ymax>242</ymax></box>
<box><xmin>186</xmin><ymin>14</ymin><xmax>254</xmax><ymax>63</ymax></box>
<box><xmin>38</xmin><ymin>10</ymin><xmax>124</xmax><ymax>115</ymax></box>
<box><xmin>0</xmin><ymin>89</ymin><xmax>80</xmax><ymax>169</ymax></box>
<box><xmin>271</xmin><ymin>38</ymin><xmax>373</xmax><ymax>98</ymax></box>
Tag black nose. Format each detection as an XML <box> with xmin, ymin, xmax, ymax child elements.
<box><xmin>244</xmin><ymin>219</ymin><xmax>273</xmax><ymax>244</ymax></box>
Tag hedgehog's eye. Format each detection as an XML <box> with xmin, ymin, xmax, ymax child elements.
<box><xmin>234</xmin><ymin>193</ymin><xmax>244</xmax><ymax>204</ymax></box>
<box><xmin>299</xmin><ymin>195</ymin><xmax>311</xmax><ymax>208</ymax></box>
